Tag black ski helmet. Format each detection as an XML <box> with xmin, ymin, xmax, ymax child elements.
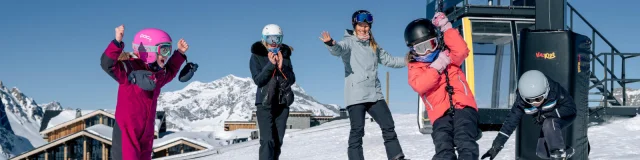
<box><xmin>404</xmin><ymin>18</ymin><xmax>438</xmax><ymax>47</ymax></box>
<box><xmin>352</xmin><ymin>10</ymin><xmax>373</xmax><ymax>28</ymax></box>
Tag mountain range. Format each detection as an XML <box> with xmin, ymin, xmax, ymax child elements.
<box><xmin>0</xmin><ymin>81</ymin><xmax>62</xmax><ymax>159</ymax></box>
<box><xmin>156</xmin><ymin>74</ymin><xmax>341</xmax><ymax>132</ymax></box>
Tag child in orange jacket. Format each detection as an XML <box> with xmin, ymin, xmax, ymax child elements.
<box><xmin>405</xmin><ymin>12</ymin><xmax>480</xmax><ymax>159</ymax></box>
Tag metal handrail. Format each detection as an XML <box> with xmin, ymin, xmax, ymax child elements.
<box><xmin>567</xmin><ymin>2</ymin><xmax>637</xmax><ymax>107</ymax></box>
<box><xmin>568</xmin><ymin>3</ymin><xmax>623</xmax><ymax>58</ymax></box>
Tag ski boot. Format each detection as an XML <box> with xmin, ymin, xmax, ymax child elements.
<box><xmin>550</xmin><ymin>148</ymin><xmax>574</xmax><ymax>160</ymax></box>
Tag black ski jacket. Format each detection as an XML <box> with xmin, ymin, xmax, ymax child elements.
<box><xmin>493</xmin><ymin>77</ymin><xmax>577</xmax><ymax>146</ymax></box>
<box><xmin>249</xmin><ymin>41</ymin><xmax>296</xmax><ymax>106</ymax></box>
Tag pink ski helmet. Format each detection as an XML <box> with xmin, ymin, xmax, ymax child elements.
<box><xmin>132</xmin><ymin>28</ymin><xmax>173</xmax><ymax>64</ymax></box>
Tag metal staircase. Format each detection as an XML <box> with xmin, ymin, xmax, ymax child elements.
<box><xmin>567</xmin><ymin>3</ymin><xmax>640</xmax><ymax>122</ymax></box>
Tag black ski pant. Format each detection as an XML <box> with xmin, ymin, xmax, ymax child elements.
<box><xmin>111</xmin><ymin>122</ymin><xmax>122</xmax><ymax>160</ymax></box>
<box><xmin>540</xmin><ymin>116</ymin><xmax>574</xmax><ymax>151</ymax></box>
<box><xmin>347</xmin><ymin>100</ymin><xmax>405</xmax><ymax>160</ymax></box>
<box><xmin>431</xmin><ymin>107</ymin><xmax>479</xmax><ymax>160</ymax></box>
<box><xmin>256</xmin><ymin>103</ymin><xmax>290</xmax><ymax>160</ymax></box>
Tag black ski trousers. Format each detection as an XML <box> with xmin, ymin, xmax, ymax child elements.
<box><xmin>256</xmin><ymin>104</ymin><xmax>290</xmax><ymax>160</ymax></box>
<box><xmin>431</xmin><ymin>107</ymin><xmax>479</xmax><ymax>160</ymax></box>
<box><xmin>540</xmin><ymin>116</ymin><xmax>574</xmax><ymax>151</ymax></box>
<box><xmin>347</xmin><ymin>100</ymin><xmax>405</xmax><ymax>160</ymax></box>
<box><xmin>112</xmin><ymin>122</ymin><xmax>122</xmax><ymax>160</ymax></box>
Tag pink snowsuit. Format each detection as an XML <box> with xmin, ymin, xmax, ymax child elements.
<box><xmin>101</xmin><ymin>40</ymin><xmax>185</xmax><ymax>160</ymax></box>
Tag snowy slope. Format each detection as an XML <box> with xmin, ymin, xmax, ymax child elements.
<box><xmin>156</xmin><ymin>114</ymin><xmax>640</xmax><ymax>160</ymax></box>
<box><xmin>0</xmin><ymin>81</ymin><xmax>66</xmax><ymax>160</ymax></box>
<box><xmin>157</xmin><ymin>74</ymin><xmax>340</xmax><ymax>133</ymax></box>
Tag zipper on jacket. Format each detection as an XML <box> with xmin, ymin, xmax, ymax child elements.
<box><xmin>421</xmin><ymin>95</ymin><xmax>434</xmax><ymax>110</ymax></box>
<box><xmin>458</xmin><ymin>75</ymin><xmax>468</xmax><ymax>96</ymax></box>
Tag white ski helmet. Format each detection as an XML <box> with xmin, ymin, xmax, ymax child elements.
<box><xmin>518</xmin><ymin>70</ymin><xmax>550</xmax><ymax>104</ymax></box>
<box><xmin>262</xmin><ymin>24</ymin><xmax>283</xmax><ymax>45</ymax></box>
<box><xmin>262</xmin><ymin>24</ymin><xmax>282</xmax><ymax>36</ymax></box>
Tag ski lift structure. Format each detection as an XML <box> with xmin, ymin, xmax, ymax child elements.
<box><xmin>417</xmin><ymin>0</ymin><xmax>640</xmax><ymax>159</ymax></box>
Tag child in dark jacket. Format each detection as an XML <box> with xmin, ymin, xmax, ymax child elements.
<box><xmin>481</xmin><ymin>70</ymin><xmax>577</xmax><ymax>160</ymax></box>
<box><xmin>100</xmin><ymin>25</ymin><xmax>188</xmax><ymax>160</ymax></box>
<box><xmin>249</xmin><ymin>24</ymin><xmax>296</xmax><ymax>160</ymax></box>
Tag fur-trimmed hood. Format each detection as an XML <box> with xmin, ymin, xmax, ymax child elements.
<box><xmin>251</xmin><ymin>41</ymin><xmax>293</xmax><ymax>58</ymax></box>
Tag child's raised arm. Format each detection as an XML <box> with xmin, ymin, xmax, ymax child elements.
<box><xmin>442</xmin><ymin>29</ymin><xmax>470</xmax><ymax>67</ymax></box>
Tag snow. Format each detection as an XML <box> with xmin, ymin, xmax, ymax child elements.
<box><xmin>45</xmin><ymin>109</ymin><xmax>118</xmax><ymax>131</ymax></box>
<box><xmin>153</xmin><ymin>131</ymin><xmax>222</xmax><ymax>149</ymax></box>
<box><xmin>85</xmin><ymin>124</ymin><xmax>223</xmax><ymax>150</ymax></box>
<box><xmin>0</xmin><ymin>85</ymin><xmax>49</xmax><ymax>159</ymax></box>
<box><xmin>214</xmin><ymin>129</ymin><xmax>256</xmax><ymax>140</ymax></box>
<box><xmin>5</xmin><ymin>111</ymin><xmax>45</xmax><ymax>147</ymax></box>
<box><xmin>157</xmin><ymin>74</ymin><xmax>340</xmax><ymax>133</ymax></box>
<box><xmin>155</xmin><ymin>114</ymin><xmax>640</xmax><ymax>160</ymax></box>
<box><xmin>85</xmin><ymin>124</ymin><xmax>113</xmax><ymax>141</ymax></box>
<box><xmin>45</xmin><ymin>110</ymin><xmax>94</xmax><ymax>130</ymax></box>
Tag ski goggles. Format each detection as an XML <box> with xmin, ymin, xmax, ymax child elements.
<box><xmin>521</xmin><ymin>88</ymin><xmax>549</xmax><ymax>104</ymax></box>
<box><xmin>263</xmin><ymin>35</ymin><xmax>283</xmax><ymax>45</ymax></box>
<box><xmin>410</xmin><ymin>38</ymin><xmax>438</xmax><ymax>56</ymax></box>
<box><xmin>412</xmin><ymin>49</ymin><xmax>440</xmax><ymax>63</ymax></box>
<box><xmin>133</xmin><ymin>42</ymin><xmax>173</xmax><ymax>57</ymax></box>
<box><xmin>354</xmin><ymin>12</ymin><xmax>373</xmax><ymax>23</ymax></box>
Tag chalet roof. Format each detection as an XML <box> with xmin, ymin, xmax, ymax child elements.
<box><xmin>11</xmin><ymin>129</ymin><xmax>112</xmax><ymax>160</ymax></box>
<box><xmin>84</xmin><ymin>125</ymin><xmax>218</xmax><ymax>150</ymax></box>
<box><xmin>40</xmin><ymin>110</ymin><xmax>114</xmax><ymax>134</ymax></box>
<box><xmin>311</xmin><ymin>116</ymin><xmax>335</xmax><ymax>119</ymax></box>
<box><xmin>12</xmin><ymin>125</ymin><xmax>218</xmax><ymax>160</ymax></box>
<box><xmin>40</xmin><ymin>109</ymin><xmax>163</xmax><ymax>135</ymax></box>
<box><xmin>224</xmin><ymin>121</ymin><xmax>256</xmax><ymax>124</ymax></box>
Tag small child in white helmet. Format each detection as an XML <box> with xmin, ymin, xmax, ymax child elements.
<box><xmin>481</xmin><ymin>70</ymin><xmax>578</xmax><ymax>160</ymax></box>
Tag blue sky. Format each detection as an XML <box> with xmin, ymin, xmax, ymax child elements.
<box><xmin>1</xmin><ymin>0</ymin><xmax>638</xmax><ymax>113</ymax></box>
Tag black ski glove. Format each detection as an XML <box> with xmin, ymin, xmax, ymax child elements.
<box><xmin>482</xmin><ymin>134</ymin><xmax>508</xmax><ymax>160</ymax></box>
<box><xmin>178</xmin><ymin>62</ymin><xmax>198</xmax><ymax>82</ymax></box>
<box><xmin>481</xmin><ymin>145</ymin><xmax>502</xmax><ymax>160</ymax></box>
<box><xmin>128</xmin><ymin>70</ymin><xmax>156</xmax><ymax>91</ymax></box>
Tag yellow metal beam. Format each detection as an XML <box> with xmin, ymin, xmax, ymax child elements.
<box><xmin>462</xmin><ymin>17</ymin><xmax>476</xmax><ymax>96</ymax></box>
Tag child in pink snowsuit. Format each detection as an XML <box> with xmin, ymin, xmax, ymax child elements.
<box><xmin>100</xmin><ymin>25</ymin><xmax>188</xmax><ymax>160</ymax></box>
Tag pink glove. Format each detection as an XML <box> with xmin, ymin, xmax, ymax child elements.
<box><xmin>429</xmin><ymin>50</ymin><xmax>451</xmax><ymax>73</ymax></box>
<box><xmin>432</xmin><ymin>12</ymin><xmax>452</xmax><ymax>32</ymax></box>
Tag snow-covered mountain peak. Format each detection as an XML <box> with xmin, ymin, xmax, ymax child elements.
<box><xmin>0</xmin><ymin>83</ymin><xmax>55</xmax><ymax>159</ymax></box>
<box><xmin>10</xmin><ymin>88</ymin><xmax>23</xmax><ymax>99</ymax></box>
<box><xmin>39</xmin><ymin>101</ymin><xmax>63</xmax><ymax>111</ymax></box>
<box><xmin>223</xmin><ymin>74</ymin><xmax>252</xmax><ymax>82</ymax></box>
<box><xmin>157</xmin><ymin>74</ymin><xmax>340</xmax><ymax>132</ymax></box>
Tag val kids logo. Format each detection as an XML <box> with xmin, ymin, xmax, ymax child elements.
<box><xmin>140</xmin><ymin>34</ymin><xmax>152</xmax><ymax>42</ymax></box>
<box><xmin>578</xmin><ymin>54</ymin><xmax>582</xmax><ymax>73</ymax></box>
<box><xmin>535</xmin><ymin>51</ymin><xmax>556</xmax><ymax>60</ymax></box>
